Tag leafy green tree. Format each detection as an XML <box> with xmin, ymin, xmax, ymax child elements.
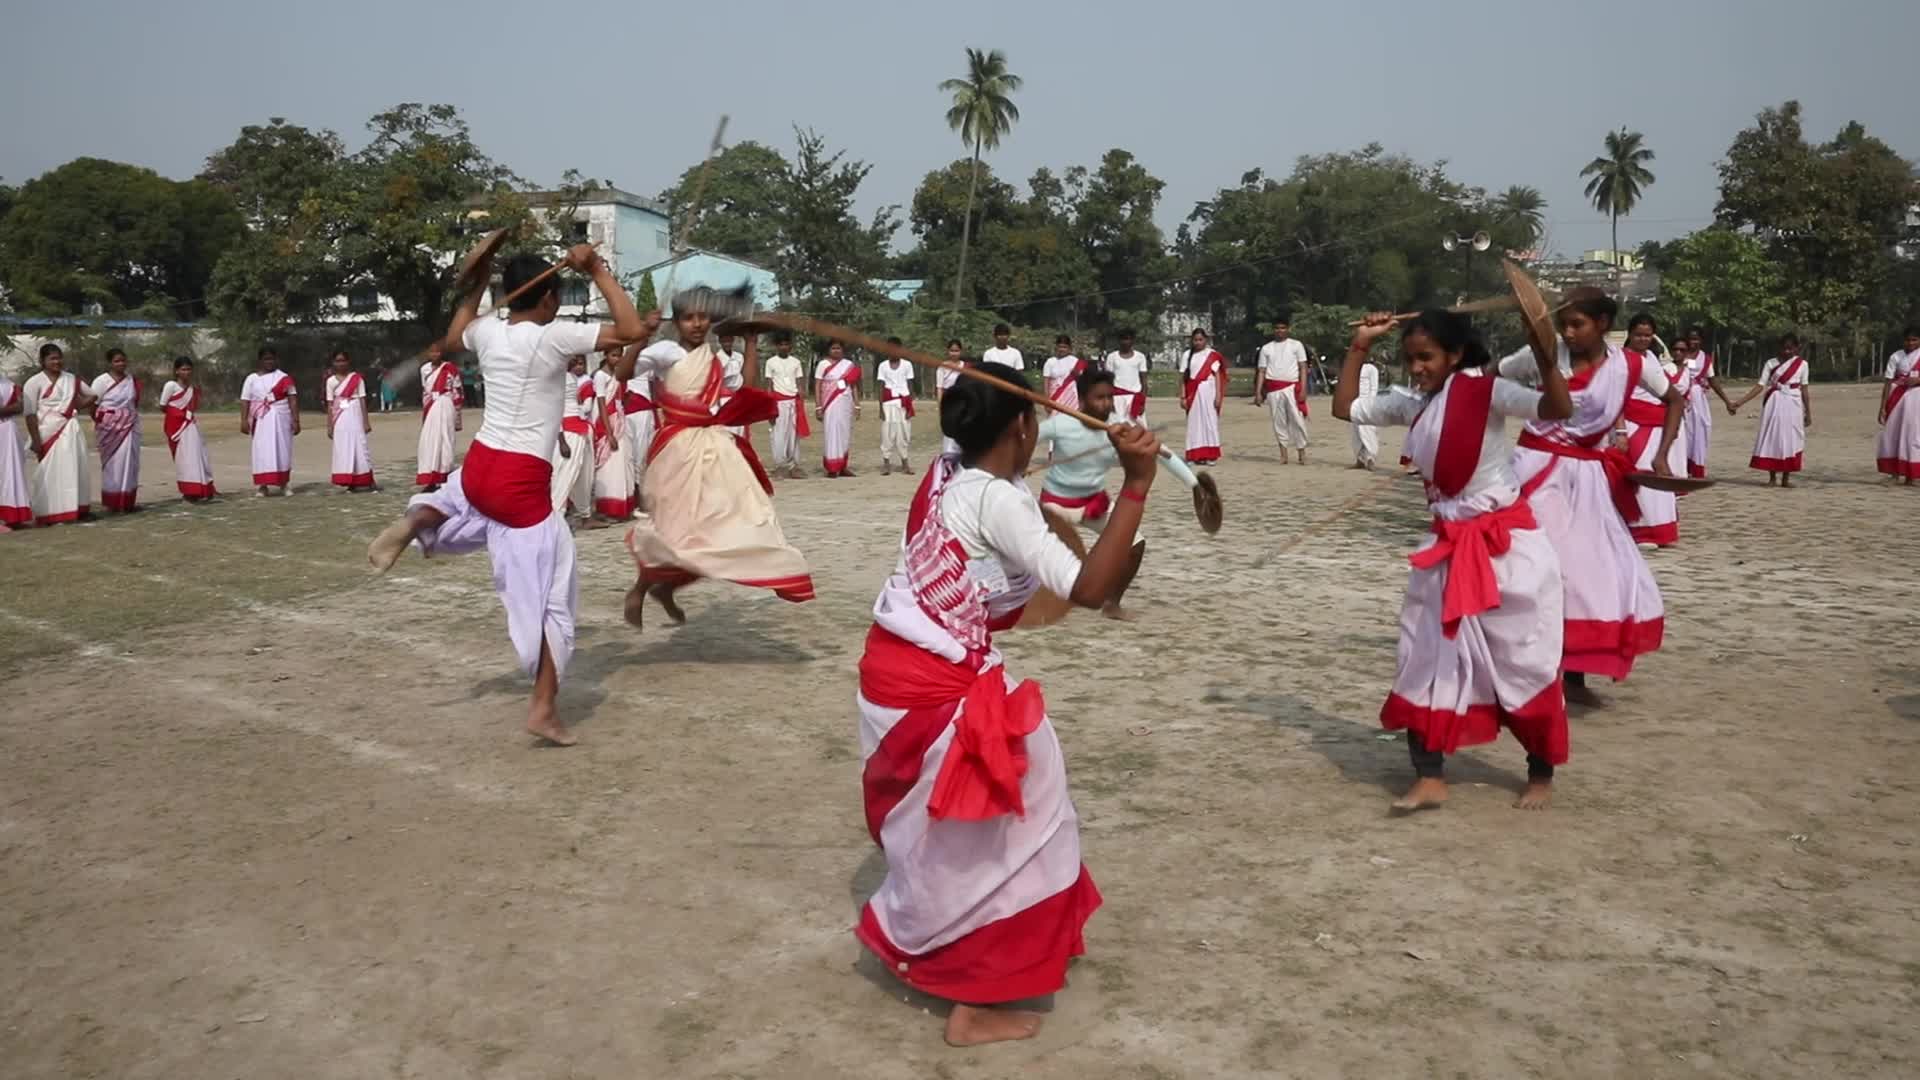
<box><xmin>631</xmin><ymin>270</ymin><xmax>658</xmax><ymax>313</ymax></box>
<box><xmin>1655</xmin><ymin>228</ymin><xmax>1788</xmax><ymax>339</ymax></box>
<box><xmin>0</xmin><ymin>158</ymin><xmax>243</xmax><ymax>318</ymax></box>
<box><xmin>939</xmin><ymin>47</ymin><xmax>1022</xmax><ymax>307</ymax></box>
<box><xmin>201</xmin><ymin>118</ymin><xmax>352</xmax><ymax>330</ymax></box>
<box><xmin>1580</xmin><ymin>127</ymin><xmax>1656</xmax><ymax>283</ymax></box>
<box><xmin>659</xmin><ymin>140</ymin><xmax>791</xmax><ymax>263</ymax></box>
<box><xmin>1490</xmin><ymin>185</ymin><xmax>1548</xmax><ymax>251</ymax></box>
<box><xmin>779</xmin><ymin>128</ymin><xmax>897</xmax><ymax>318</ymax></box>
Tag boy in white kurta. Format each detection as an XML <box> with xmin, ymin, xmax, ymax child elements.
<box><xmin>324</xmin><ymin>350</ymin><xmax>377</xmax><ymax>491</ymax></box>
<box><xmin>159</xmin><ymin>357</ymin><xmax>217</xmax><ymax>502</ymax></box>
<box><xmin>22</xmin><ymin>343</ymin><xmax>96</xmax><ymax>525</ymax></box>
<box><xmin>876</xmin><ymin>349</ymin><xmax>915</xmax><ymax>474</ymax></box>
<box><xmin>0</xmin><ymin>370</ymin><xmax>32</xmax><ymax>529</ymax></box>
<box><xmin>1256</xmin><ymin>319</ymin><xmax>1311</xmax><ymax>463</ymax></box>
<box><xmin>763</xmin><ymin>333</ymin><xmax>809</xmax><ymax>478</ymax></box>
<box><xmin>367</xmin><ymin>245</ymin><xmax>653</xmax><ymax>746</ymax></box>
<box><xmin>416</xmin><ymin>346</ymin><xmax>463</xmax><ymax>490</ymax></box>
<box><xmin>89</xmin><ymin>348</ymin><xmax>142</xmax><ymax>510</ymax></box>
<box><xmin>240</xmin><ymin>347</ymin><xmax>299</xmax><ymax>495</ymax></box>
<box><xmin>1103</xmin><ymin>330</ymin><xmax>1149</xmax><ymax>423</ymax></box>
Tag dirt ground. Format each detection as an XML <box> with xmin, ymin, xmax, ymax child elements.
<box><xmin>3</xmin><ymin>381</ymin><xmax>1916</xmax><ymax>1080</ymax></box>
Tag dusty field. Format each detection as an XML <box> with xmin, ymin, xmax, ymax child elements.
<box><xmin>3</xmin><ymin>382</ymin><xmax>1916</xmax><ymax>1080</ymax></box>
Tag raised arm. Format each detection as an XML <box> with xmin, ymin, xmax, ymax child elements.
<box><xmin>1334</xmin><ymin>315</ymin><xmax>1396</xmax><ymax>421</ymax></box>
<box><xmin>575</xmin><ymin>245</ymin><xmax>652</xmax><ymax>351</ymax></box>
<box><xmin>440</xmin><ymin>259</ymin><xmax>490</xmax><ymax>357</ymax></box>
<box><xmin>1067</xmin><ymin>424</ymin><xmax>1160</xmax><ymax>608</ymax></box>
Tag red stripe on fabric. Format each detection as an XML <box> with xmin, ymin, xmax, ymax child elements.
<box><xmin>1184</xmin><ymin>446</ymin><xmax>1220</xmax><ymax>463</ymax></box>
<box><xmin>1749</xmin><ymin>453</ymin><xmax>1803</xmax><ymax>473</ymax></box>
<box><xmin>1621</xmin><ymin>399</ymin><xmax>1666</xmax><ymax>427</ymax></box>
<box><xmin>1686</xmin><ymin>462</ymin><xmax>1707</xmax><ymax>478</ymax></box>
<box><xmin>1877</xmin><ymin>456</ymin><xmax>1920</xmax><ymax>479</ymax></box>
<box><xmin>1563</xmin><ymin>616</ymin><xmax>1664</xmax><ymax>680</ymax></box>
<box><xmin>1430</xmin><ymin>371</ymin><xmax>1495</xmax><ymax>497</ymax></box>
<box><xmin>331</xmin><ymin>472</ymin><xmax>375</xmax><ymax>488</ymax></box>
<box><xmin>854</xmin><ymin>867</ymin><xmax>1102</xmax><ymax>1005</ymax></box>
<box><xmin>593</xmin><ymin>496</ymin><xmax>634</xmax><ymax>519</ymax></box>
<box><xmin>461</xmin><ymin>440</ymin><xmax>553</xmax><ymax>528</ymax></box>
<box><xmin>35</xmin><ymin>508</ymin><xmax>86</xmax><ymax>525</ymax></box>
<box><xmin>1629</xmin><ymin>521</ymin><xmax>1678</xmax><ymax>546</ymax></box>
<box><xmin>0</xmin><ymin>504</ymin><xmax>34</xmax><ymax>525</ymax></box>
<box><xmin>101</xmin><ymin>491</ymin><xmax>137</xmax><ymax>510</ymax></box>
<box><xmin>252</xmin><ymin>470</ymin><xmax>290</xmax><ymax>485</ymax></box>
<box><xmin>858</xmin><ymin>697</ymin><xmax>957</xmax><ymax>843</ymax></box>
<box><xmin>1040</xmin><ymin>488</ymin><xmax>1110</xmax><ymax>521</ymax></box>
<box><xmin>823</xmin><ymin>455</ymin><xmax>849</xmax><ymax>475</ymax></box>
<box><xmin>415</xmin><ymin>470</ymin><xmax>451</xmax><ymax>485</ymax></box>
<box><xmin>175</xmin><ymin>481</ymin><xmax>215</xmax><ymax>498</ymax></box>
<box><xmin>1380</xmin><ymin>679</ymin><xmax>1568</xmax><ymax>764</ymax></box>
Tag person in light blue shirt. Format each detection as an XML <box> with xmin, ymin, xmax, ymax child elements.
<box><xmin>1035</xmin><ymin>369</ymin><xmax>1196</xmax><ymax>620</ymax></box>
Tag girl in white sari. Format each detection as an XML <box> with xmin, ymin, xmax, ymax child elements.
<box><xmin>323</xmin><ymin>348</ymin><xmax>377</xmax><ymax>491</ymax></box>
<box><xmin>160</xmin><ymin>357</ymin><xmax>217</xmax><ymax>501</ymax></box>
<box><xmin>416</xmin><ymin>347</ymin><xmax>463</xmax><ymax>490</ymax></box>
<box><xmin>239</xmin><ymin>346</ymin><xmax>299</xmax><ymax>495</ymax></box>
<box><xmin>1181</xmin><ymin>328</ymin><xmax>1227</xmax><ymax>464</ymax></box>
<box><xmin>22</xmin><ymin>343</ymin><xmax>96</xmax><ymax>525</ymax></box>
<box><xmin>89</xmin><ymin>347</ymin><xmax>142</xmax><ymax>511</ymax></box>
<box><xmin>814</xmin><ymin>341</ymin><xmax>859</xmax><ymax>477</ymax></box>
<box><xmin>0</xmin><ymin>370</ymin><xmax>32</xmax><ymax>529</ymax></box>
<box><xmin>1731</xmin><ymin>333</ymin><xmax>1812</xmax><ymax>487</ymax></box>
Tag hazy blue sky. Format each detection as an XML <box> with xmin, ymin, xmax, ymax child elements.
<box><xmin>5</xmin><ymin>0</ymin><xmax>1916</xmax><ymax>261</ymax></box>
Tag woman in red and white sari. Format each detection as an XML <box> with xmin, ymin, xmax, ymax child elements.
<box><xmin>416</xmin><ymin>345</ymin><xmax>463</xmax><ymax>490</ymax></box>
<box><xmin>0</xmin><ymin>369</ymin><xmax>32</xmax><ymax>530</ymax></box>
<box><xmin>857</xmin><ymin>361</ymin><xmax>1161</xmax><ymax>1046</ymax></box>
<box><xmin>22</xmin><ymin>343</ymin><xmax>96</xmax><ymax>525</ymax></box>
<box><xmin>1336</xmin><ymin>310</ymin><xmax>1574</xmax><ymax>811</ymax></box>
<box><xmin>1878</xmin><ymin>325</ymin><xmax>1920</xmax><ymax>484</ymax></box>
<box><xmin>89</xmin><ymin>347</ymin><xmax>143</xmax><ymax>511</ymax></box>
<box><xmin>590</xmin><ymin>352</ymin><xmax>635</xmax><ymax>519</ymax></box>
<box><xmin>1619</xmin><ymin>315</ymin><xmax>1687</xmax><ymax>548</ymax></box>
<box><xmin>1180</xmin><ymin>328</ymin><xmax>1227</xmax><ymax>464</ymax></box>
<box><xmin>1041</xmin><ymin>334</ymin><xmax>1087</xmax><ymax>413</ymax></box>
<box><xmin>625</xmin><ymin>288</ymin><xmax>815</xmax><ymax>626</ymax></box>
<box><xmin>1731</xmin><ymin>333</ymin><xmax>1812</xmax><ymax>487</ymax></box>
<box><xmin>1497</xmin><ymin>288</ymin><xmax>1682</xmax><ymax>705</ymax></box>
<box><xmin>814</xmin><ymin>341</ymin><xmax>860</xmax><ymax>477</ymax></box>
<box><xmin>159</xmin><ymin>357</ymin><xmax>216</xmax><ymax>501</ymax></box>
<box><xmin>240</xmin><ymin>346</ymin><xmax>299</xmax><ymax>496</ymax></box>
<box><xmin>324</xmin><ymin>348</ymin><xmax>377</xmax><ymax>491</ymax></box>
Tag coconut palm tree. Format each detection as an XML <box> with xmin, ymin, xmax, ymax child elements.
<box><xmin>1580</xmin><ymin>128</ymin><xmax>1656</xmax><ymax>288</ymax></box>
<box><xmin>939</xmin><ymin>48</ymin><xmax>1022</xmax><ymax>307</ymax></box>
<box><xmin>1491</xmin><ymin>185</ymin><xmax>1548</xmax><ymax>251</ymax></box>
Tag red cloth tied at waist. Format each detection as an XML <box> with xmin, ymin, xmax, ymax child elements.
<box><xmin>882</xmin><ymin>389</ymin><xmax>917</xmax><ymax>418</ymax></box>
<box><xmin>1620</xmin><ymin>399</ymin><xmax>1666</xmax><ymax>427</ymax></box>
<box><xmin>1040</xmin><ymin>488</ymin><xmax>1110</xmax><ymax>521</ymax></box>
<box><xmin>1517</xmin><ymin>429</ymin><xmax>1640</xmax><ymax>523</ymax></box>
<box><xmin>1261</xmin><ymin>378</ymin><xmax>1308</xmax><ymax>416</ymax></box>
<box><xmin>652</xmin><ymin>386</ymin><xmax>780</xmax><ymax>494</ymax></box>
<box><xmin>1407</xmin><ymin>501</ymin><xmax>1537</xmax><ymax>638</ymax></box>
<box><xmin>770</xmin><ymin>390</ymin><xmax>812</xmax><ymax>437</ymax></box>
<box><xmin>859</xmin><ymin>624</ymin><xmax>1047</xmax><ymax>822</ymax></box>
<box><xmin>163</xmin><ymin>406</ymin><xmax>192</xmax><ymax>446</ymax></box>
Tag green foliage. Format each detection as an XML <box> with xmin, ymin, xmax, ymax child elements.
<box><xmin>0</xmin><ymin>158</ymin><xmax>243</xmax><ymax>318</ymax></box>
<box><xmin>780</xmin><ymin>128</ymin><xmax>897</xmax><ymax>319</ymax></box>
<box><xmin>659</xmin><ymin>140</ymin><xmax>791</xmax><ymax>263</ymax></box>
<box><xmin>1490</xmin><ymin>185</ymin><xmax>1548</xmax><ymax>250</ymax></box>
<box><xmin>1581</xmin><ymin>128</ymin><xmax>1656</xmax><ymax>264</ymax></box>
<box><xmin>1654</xmin><ymin>228</ymin><xmax>1788</xmax><ymax>338</ymax></box>
<box><xmin>940</xmin><ymin>47</ymin><xmax>1023</xmax><ymax>307</ymax></box>
<box><xmin>631</xmin><ymin>270</ymin><xmax>658</xmax><ymax>313</ymax></box>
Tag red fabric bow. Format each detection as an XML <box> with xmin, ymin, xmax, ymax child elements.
<box><xmin>1407</xmin><ymin>502</ymin><xmax>1537</xmax><ymax>638</ymax></box>
<box><xmin>928</xmin><ymin>671</ymin><xmax>1046</xmax><ymax>821</ymax></box>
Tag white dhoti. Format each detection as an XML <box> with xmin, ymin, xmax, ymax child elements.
<box><xmin>1265</xmin><ymin>391</ymin><xmax>1309</xmax><ymax>450</ymax></box>
<box><xmin>410</xmin><ymin>468</ymin><xmax>576</xmax><ymax>679</ymax></box>
<box><xmin>880</xmin><ymin>399</ymin><xmax>912</xmax><ymax>464</ymax></box>
<box><xmin>626</xmin><ymin>408</ymin><xmax>656</xmax><ymax>494</ymax></box>
<box><xmin>550</xmin><ymin>431</ymin><xmax>592</xmax><ymax>514</ymax></box>
<box><xmin>1350</xmin><ymin>422</ymin><xmax>1379</xmax><ymax>466</ymax></box>
<box><xmin>770</xmin><ymin>397</ymin><xmax>804</xmax><ymax>468</ymax></box>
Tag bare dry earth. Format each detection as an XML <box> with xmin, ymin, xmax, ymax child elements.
<box><xmin>2</xmin><ymin>384</ymin><xmax>1916</xmax><ymax>1079</ymax></box>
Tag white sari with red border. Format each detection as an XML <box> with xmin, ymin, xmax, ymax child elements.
<box><xmin>1622</xmin><ymin>354</ymin><xmax>1685</xmax><ymax>547</ymax></box>
<box><xmin>242</xmin><ymin>371</ymin><xmax>296</xmax><ymax>486</ymax></box>
<box><xmin>416</xmin><ymin>360</ymin><xmax>462</xmax><ymax>485</ymax></box>
<box><xmin>854</xmin><ymin>455</ymin><xmax>1101</xmax><ymax>1003</ymax></box>
<box><xmin>1181</xmin><ymin>349</ymin><xmax>1226</xmax><ymax>463</ymax></box>
<box><xmin>1750</xmin><ymin>356</ymin><xmax>1807</xmax><ymax>473</ymax></box>
<box><xmin>160</xmin><ymin>380</ymin><xmax>216</xmax><ymax>499</ymax></box>
<box><xmin>1879</xmin><ymin>348</ymin><xmax>1920</xmax><ymax>480</ymax></box>
<box><xmin>89</xmin><ymin>373</ymin><xmax>141</xmax><ymax>509</ymax></box>
<box><xmin>325</xmin><ymin>372</ymin><xmax>374</xmax><ymax>489</ymax></box>
<box><xmin>23</xmin><ymin>370</ymin><xmax>92</xmax><ymax>524</ymax></box>
<box><xmin>0</xmin><ymin>376</ymin><xmax>32</xmax><ymax>524</ymax></box>
<box><xmin>816</xmin><ymin>357</ymin><xmax>857</xmax><ymax>475</ymax></box>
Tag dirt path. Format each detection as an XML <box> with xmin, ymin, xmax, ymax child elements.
<box><xmin>3</xmin><ymin>385</ymin><xmax>1916</xmax><ymax>1079</ymax></box>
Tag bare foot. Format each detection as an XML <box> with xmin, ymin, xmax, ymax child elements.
<box><xmin>623</xmin><ymin>583</ymin><xmax>647</xmax><ymax>628</ymax></box>
<box><xmin>1513</xmin><ymin>780</ymin><xmax>1553</xmax><ymax>810</ymax></box>
<box><xmin>525</xmin><ymin>703</ymin><xmax>577</xmax><ymax>747</ymax></box>
<box><xmin>650</xmin><ymin>583</ymin><xmax>687</xmax><ymax>625</ymax></box>
<box><xmin>1101</xmin><ymin>603</ymin><xmax>1139</xmax><ymax>622</ymax></box>
<box><xmin>1297</xmin><ymin>452</ymin><xmax>1307</xmax><ymax>465</ymax></box>
<box><xmin>1390</xmin><ymin>777</ymin><xmax>1448</xmax><ymax>813</ymax></box>
<box><xmin>367</xmin><ymin>518</ymin><xmax>417</xmax><ymax>572</ymax></box>
<box><xmin>580</xmin><ymin>517</ymin><xmax>613</xmax><ymax>531</ymax></box>
<box><xmin>944</xmin><ymin>1004</ymin><xmax>1043</xmax><ymax>1047</ymax></box>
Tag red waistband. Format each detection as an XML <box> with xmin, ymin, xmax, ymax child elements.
<box><xmin>1621</xmin><ymin>399</ymin><xmax>1666</xmax><ymax>427</ymax></box>
<box><xmin>461</xmin><ymin>440</ymin><xmax>554</xmax><ymax>528</ymax></box>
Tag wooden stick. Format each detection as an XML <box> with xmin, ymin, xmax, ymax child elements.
<box><xmin>660</xmin><ymin>116</ymin><xmax>730</xmax><ymax>309</ymax></box>
<box><xmin>755</xmin><ymin>312</ymin><xmax>1122</xmax><ymax>431</ymax></box>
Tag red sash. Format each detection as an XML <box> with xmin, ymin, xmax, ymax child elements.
<box><xmin>651</xmin><ymin>359</ymin><xmax>780</xmax><ymax>493</ymax></box>
<box><xmin>1620</xmin><ymin>398</ymin><xmax>1666</xmax><ymax>427</ymax></box>
<box><xmin>249</xmin><ymin>373</ymin><xmax>293</xmax><ymax>423</ymax></box>
<box><xmin>1048</xmin><ymin>360</ymin><xmax>1087</xmax><ymax>404</ymax></box>
<box><xmin>1888</xmin><ymin>356</ymin><xmax>1919</xmax><ymax>415</ymax></box>
<box><xmin>327</xmin><ymin>372</ymin><xmax>363</xmax><ymax>433</ymax></box>
<box><xmin>622</xmin><ymin>380</ymin><xmax>655</xmax><ymax>414</ymax></box>
<box><xmin>881</xmin><ymin>387</ymin><xmax>916</xmax><ymax>419</ymax></box>
<box><xmin>1261</xmin><ymin>378</ymin><xmax>1308</xmax><ymax>417</ymax></box>
<box><xmin>1039</xmin><ymin>487</ymin><xmax>1110</xmax><ymax>522</ymax></box>
<box><xmin>818</xmin><ymin>359</ymin><xmax>856</xmax><ymax>414</ymax></box>
<box><xmin>1113</xmin><ymin>385</ymin><xmax>1147</xmax><ymax>418</ymax></box>
<box><xmin>163</xmin><ymin>386</ymin><xmax>200</xmax><ymax>451</ymax></box>
<box><xmin>859</xmin><ymin>625</ymin><xmax>1044</xmax><ymax>822</ymax></box>
<box><xmin>1408</xmin><ymin>501</ymin><xmax>1537</xmax><ymax>638</ymax></box>
<box><xmin>1182</xmin><ymin>351</ymin><xmax>1224</xmax><ymax>411</ymax></box>
<box><xmin>1518</xmin><ymin>430</ymin><xmax>1640</xmax><ymax>522</ymax></box>
<box><xmin>94</xmin><ymin>376</ymin><xmax>140</xmax><ymax>459</ymax></box>
<box><xmin>1425</xmin><ymin>371</ymin><xmax>1495</xmax><ymax>498</ymax></box>
<box><xmin>770</xmin><ymin>390</ymin><xmax>813</xmax><ymax>437</ymax></box>
<box><xmin>1764</xmin><ymin>357</ymin><xmax>1805</xmax><ymax>400</ymax></box>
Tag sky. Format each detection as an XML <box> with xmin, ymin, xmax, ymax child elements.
<box><xmin>4</xmin><ymin>0</ymin><xmax>1917</xmax><ymax>265</ymax></box>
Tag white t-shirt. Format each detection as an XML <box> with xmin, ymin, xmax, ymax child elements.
<box><xmin>877</xmin><ymin>360</ymin><xmax>914</xmax><ymax>398</ymax></box>
<box><xmin>1258</xmin><ymin>339</ymin><xmax>1308</xmax><ymax>382</ymax></box>
<box><xmin>938</xmin><ymin>467</ymin><xmax>1081</xmax><ymax>599</ymax></box>
<box><xmin>717</xmin><ymin>348</ymin><xmax>745</xmax><ymax>393</ymax></box>
<box><xmin>1104</xmin><ymin>351</ymin><xmax>1148</xmax><ymax>393</ymax></box>
<box><xmin>463</xmin><ymin>316</ymin><xmax>602</xmax><ymax>459</ymax></box>
<box><xmin>764</xmin><ymin>353</ymin><xmax>804</xmax><ymax>395</ymax></box>
<box><xmin>981</xmin><ymin>345</ymin><xmax>1024</xmax><ymax>371</ymax></box>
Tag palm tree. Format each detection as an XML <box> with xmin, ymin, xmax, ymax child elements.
<box><xmin>940</xmin><ymin>48</ymin><xmax>1022</xmax><ymax>307</ymax></box>
<box><xmin>1491</xmin><ymin>185</ymin><xmax>1548</xmax><ymax>251</ymax></box>
<box><xmin>1580</xmin><ymin>128</ymin><xmax>1656</xmax><ymax>288</ymax></box>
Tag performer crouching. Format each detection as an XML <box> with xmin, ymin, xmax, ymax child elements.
<box><xmin>1335</xmin><ymin>311</ymin><xmax>1574</xmax><ymax>812</ymax></box>
<box><xmin>855</xmin><ymin>363</ymin><xmax>1160</xmax><ymax>1045</ymax></box>
<box><xmin>366</xmin><ymin>244</ymin><xmax>653</xmax><ymax>746</ymax></box>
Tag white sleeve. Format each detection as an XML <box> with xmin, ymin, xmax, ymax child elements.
<box><xmin>1491</xmin><ymin>378</ymin><xmax>1545</xmax><ymax>421</ymax></box>
<box><xmin>1357</xmin><ymin>365</ymin><xmax>1378</xmax><ymax>396</ymax></box>
<box><xmin>978</xmin><ymin>481</ymin><xmax>1082</xmax><ymax>599</ymax></box>
<box><xmin>460</xmin><ymin>318</ymin><xmax>487</xmax><ymax>355</ymax></box>
<box><xmin>548</xmin><ymin>321</ymin><xmax>602</xmax><ymax>358</ymax></box>
<box><xmin>1346</xmin><ymin>390</ymin><xmax>1423</xmax><ymax>428</ymax></box>
<box><xmin>1637</xmin><ymin>360</ymin><xmax>1671</xmax><ymax>397</ymax></box>
<box><xmin>239</xmin><ymin>376</ymin><xmax>258</xmax><ymax>402</ymax></box>
<box><xmin>1496</xmin><ymin>348</ymin><xmax>1539</xmax><ymax>382</ymax></box>
<box><xmin>324</xmin><ymin>378</ymin><xmax>337</xmax><ymax>403</ymax></box>
<box><xmin>1887</xmin><ymin>353</ymin><xmax>1901</xmax><ymax>381</ymax></box>
<box><xmin>89</xmin><ymin>374</ymin><xmax>109</xmax><ymax>396</ymax></box>
<box><xmin>22</xmin><ymin>377</ymin><xmax>42</xmax><ymax>412</ymax></box>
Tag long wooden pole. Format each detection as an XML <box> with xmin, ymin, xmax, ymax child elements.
<box><xmin>754</xmin><ymin>311</ymin><xmax>1121</xmax><ymax>431</ymax></box>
